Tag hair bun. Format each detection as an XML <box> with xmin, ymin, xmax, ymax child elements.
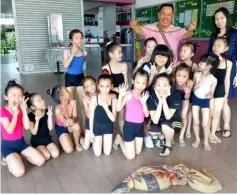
<box><xmin>24</xmin><ymin>92</ymin><xmax>30</xmax><ymax>98</ymax></box>
<box><xmin>47</xmin><ymin>88</ymin><xmax>53</xmax><ymax>95</ymax></box>
<box><xmin>7</xmin><ymin>80</ymin><xmax>17</xmax><ymax>86</ymax></box>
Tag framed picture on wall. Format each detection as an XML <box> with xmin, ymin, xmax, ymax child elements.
<box><xmin>47</xmin><ymin>14</ymin><xmax>64</xmax><ymax>47</ymax></box>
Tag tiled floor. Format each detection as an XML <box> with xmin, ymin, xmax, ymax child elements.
<box><xmin>1</xmin><ymin>53</ymin><xmax>237</xmax><ymax>193</ymax></box>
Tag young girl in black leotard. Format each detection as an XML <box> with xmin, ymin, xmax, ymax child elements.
<box><xmin>102</xmin><ymin>42</ymin><xmax>128</xmax><ymax>134</ymax></box>
<box><xmin>89</xmin><ymin>74</ymin><xmax>117</xmax><ymax>156</ymax></box>
<box><xmin>26</xmin><ymin>92</ymin><xmax>59</xmax><ymax>160</ymax></box>
<box><xmin>209</xmin><ymin>37</ymin><xmax>232</xmax><ymax>143</ymax></box>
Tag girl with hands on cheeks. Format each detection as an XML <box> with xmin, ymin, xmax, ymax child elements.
<box><xmin>113</xmin><ymin>69</ymin><xmax>150</xmax><ymax>160</ymax></box>
<box><xmin>0</xmin><ymin>80</ymin><xmax>45</xmax><ymax>178</ymax></box>
<box><xmin>147</xmin><ymin>73</ymin><xmax>183</xmax><ymax>157</ymax></box>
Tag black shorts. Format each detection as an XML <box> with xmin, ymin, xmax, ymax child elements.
<box><xmin>1</xmin><ymin>137</ymin><xmax>29</xmax><ymax>158</ymax></box>
<box><xmin>123</xmin><ymin>121</ymin><xmax>144</xmax><ymax>142</ymax></box>
<box><xmin>93</xmin><ymin>122</ymin><xmax>113</xmax><ymax>136</ymax></box>
<box><xmin>55</xmin><ymin>124</ymin><xmax>69</xmax><ymax>138</ymax></box>
<box><xmin>214</xmin><ymin>85</ymin><xmax>225</xmax><ymax>98</ymax></box>
<box><xmin>149</xmin><ymin>119</ymin><xmax>182</xmax><ymax>134</ymax></box>
<box><xmin>31</xmin><ymin>137</ymin><xmax>53</xmax><ymax>148</ymax></box>
<box><xmin>65</xmin><ymin>72</ymin><xmax>84</xmax><ymax>87</ymax></box>
<box><xmin>191</xmin><ymin>93</ymin><xmax>210</xmax><ymax>108</ymax></box>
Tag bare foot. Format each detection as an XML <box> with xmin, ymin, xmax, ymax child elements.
<box><xmin>179</xmin><ymin>139</ymin><xmax>186</xmax><ymax>147</ymax></box>
<box><xmin>204</xmin><ymin>143</ymin><xmax>211</xmax><ymax>151</ymax></box>
<box><xmin>192</xmin><ymin>139</ymin><xmax>200</xmax><ymax>148</ymax></box>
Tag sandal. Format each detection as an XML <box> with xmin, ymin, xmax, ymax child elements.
<box><xmin>209</xmin><ymin>136</ymin><xmax>217</xmax><ymax>144</ymax></box>
<box><xmin>222</xmin><ymin>130</ymin><xmax>231</xmax><ymax>138</ymax></box>
<box><xmin>159</xmin><ymin>145</ymin><xmax>172</xmax><ymax>157</ymax></box>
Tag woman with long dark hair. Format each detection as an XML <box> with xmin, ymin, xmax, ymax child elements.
<box><xmin>208</xmin><ymin>7</ymin><xmax>237</xmax><ymax>138</ymax></box>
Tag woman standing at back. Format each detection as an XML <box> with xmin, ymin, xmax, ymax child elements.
<box><xmin>208</xmin><ymin>7</ymin><xmax>237</xmax><ymax>138</ymax></box>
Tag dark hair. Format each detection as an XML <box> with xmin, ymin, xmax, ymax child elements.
<box><xmin>24</xmin><ymin>92</ymin><xmax>38</xmax><ymax>108</ymax></box>
<box><xmin>69</xmin><ymin>29</ymin><xmax>84</xmax><ymax>46</ymax></box>
<box><xmin>152</xmin><ymin>73</ymin><xmax>173</xmax><ymax>87</ymax></box>
<box><xmin>131</xmin><ymin>68</ymin><xmax>149</xmax><ymax>90</ymax></box>
<box><xmin>144</xmin><ymin>37</ymin><xmax>157</xmax><ymax>47</ymax></box>
<box><xmin>175</xmin><ymin>63</ymin><xmax>192</xmax><ymax>79</ymax></box>
<box><xmin>133</xmin><ymin>68</ymin><xmax>149</xmax><ymax>81</ymax></box>
<box><xmin>82</xmin><ymin>76</ymin><xmax>97</xmax><ymax>87</ymax></box>
<box><xmin>160</xmin><ymin>3</ymin><xmax>174</xmax><ymax>13</ymax></box>
<box><xmin>200</xmin><ymin>53</ymin><xmax>220</xmax><ymax>74</ymax></box>
<box><xmin>182</xmin><ymin>42</ymin><xmax>199</xmax><ymax>54</ymax></box>
<box><xmin>47</xmin><ymin>85</ymin><xmax>62</xmax><ymax>104</ymax></box>
<box><xmin>214</xmin><ymin>36</ymin><xmax>229</xmax><ymax>46</ymax></box>
<box><xmin>151</xmin><ymin>44</ymin><xmax>171</xmax><ymax>69</ymax></box>
<box><xmin>98</xmin><ymin>74</ymin><xmax>113</xmax><ymax>85</ymax></box>
<box><xmin>105</xmin><ymin>41</ymin><xmax>121</xmax><ymax>63</ymax></box>
<box><xmin>212</xmin><ymin>7</ymin><xmax>233</xmax><ymax>37</ymax></box>
<box><xmin>149</xmin><ymin>73</ymin><xmax>173</xmax><ymax>98</ymax></box>
<box><xmin>4</xmin><ymin>80</ymin><xmax>24</xmax><ymax>95</ymax></box>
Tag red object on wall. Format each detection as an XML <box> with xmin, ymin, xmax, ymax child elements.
<box><xmin>86</xmin><ymin>0</ymin><xmax>135</xmax><ymax>4</ymax></box>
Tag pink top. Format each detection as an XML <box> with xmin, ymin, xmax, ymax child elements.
<box><xmin>142</xmin><ymin>24</ymin><xmax>187</xmax><ymax>59</ymax></box>
<box><xmin>125</xmin><ymin>92</ymin><xmax>144</xmax><ymax>123</ymax></box>
<box><xmin>0</xmin><ymin>107</ymin><xmax>24</xmax><ymax>140</ymax></box>
<box><xmin>55</xmin><ymin>102</ymin><xmax>73</xmax><ymax>126</ymax></box>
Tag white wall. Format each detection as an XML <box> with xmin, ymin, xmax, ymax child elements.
<box><xmin>135</xmin><ymin>0</ymin><xmax>176</xmax><ymax>9</ymax></box>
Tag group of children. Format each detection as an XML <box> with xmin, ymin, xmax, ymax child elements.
<box><xmin>1</xmin><ymin>29</ymin><xmax>235</xmax><ymax>177</ymax></box>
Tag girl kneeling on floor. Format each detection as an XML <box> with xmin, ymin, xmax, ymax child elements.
<box><xmin>48</xmin><ymin>85</ymin><xmax>82</xmax><ymax>153</ymax></box>
<box><xmin>89</xmin><ymin>74</ymin><xmax>117</xmax><ymax>156</ymax></box>
<box><xmin>113</xmin><ymin>69</ymin><xmax>150</xmax><ymax>160</ymax></box>
<box><xmin>26</xmin><ymin>92</ymin><xmax>59</xmax><ymax>160</ymax></box>
<box><xmin>0</xmin><ymin>80</ymin><xmax>45</xmax><ymax>177</ymax></box>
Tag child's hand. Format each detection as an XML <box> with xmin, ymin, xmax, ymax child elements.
<box><xmin>118</xmin><ymin>83</ymin><xmax>128</xmax><ymax>97</ymax></box>
<box><xmin>47</xmin><ymin>105</ymin><xmax>53</xmax><ymax>117</ymax></box>
<box><xmin>166</xmin><ymin>62</ymin><xmax>178</xmax><ymax>75</ymax></box>
<box><xmin>193</xmin><ymin>83</ymin><xmax>200</xmax><ymax>90</ymax></box>
<box><xmin>84</xmin><ymin>94</ymin><xmax>90</xmax><ymax>104</ymax></box>
<box><xmin>140</xmin><ymin>91</ymin><xmax>149</xmax><ymax>105</ymax></box>
<box><xmin>206</xmin><ymin>92</ymin><xmax>213</xmax><ymax>99</ymax></box>
<box><xmin>68</xmin><ymin>119</ymin><xmax>74</xmax><ymax>127</ymax></box>
<box><xmin>156</xmin><ymin>92</ymin><xmax>162</xmax><ymax>101</ymax></box>
<box><xmin>162</xmin><ymin>89</ymin><xmax>171</xmax><ymax>99</ymax></box>
<box><xmin>110</xmin><ymin>93</ymin><xmax>117</xmax><ymax>99</ymax></box>
<box><xmin>184</xmin><ymin>87</ymin><xmax>191</xmax><ymax>94</ymax></box>
<box><xmin>71</xmin><ymin>47</ymin><xmax>78</xmax><ymax>56</ymax></box>
<box><xmin>151</xmin><ymin>63</ymin><xmax>157</xmax><ymax>75</ymax></box>
<box><xmin>20</xmin><ymin>96</ymin><xmax>29</xmax><ymax>110</ymax></box>
<box><xmin>11</xmin><ymin>102</ymin><xmax>19</xmax><ymax>115</ymax></box>
<box><xmin>233</xmin><ymin>76</ymin><xmax>237</xmax><ymax>88</ymax></box>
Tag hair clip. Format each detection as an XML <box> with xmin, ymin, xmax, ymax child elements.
<box><xmin>106</xmin><ymin>41</ymin><xmax>112</xmax><ymax>47</ymax></box>
<box><xmin>47</xmin><ymin>89</ymin><xmax>53</xmax><ymax>95</ymax></box>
